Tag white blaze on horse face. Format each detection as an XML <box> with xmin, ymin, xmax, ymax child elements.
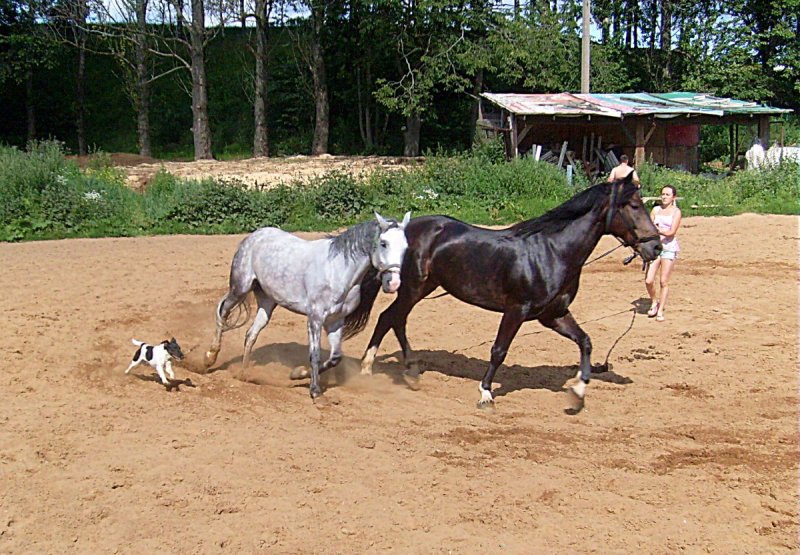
<box><xmin>374</xmin><ymin>219</ymin><xmax>408</xmax><ymax>294</ymax></box>
<box><xmin>378</xmin><ymin>225</ymin><xmax>406</xmax><ymax>293</ymax></box>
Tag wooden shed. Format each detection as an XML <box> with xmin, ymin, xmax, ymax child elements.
<box><xmin>478</xmin><ymin>92</ymin><xmax>792</xmax><ymax>175</ymax></box>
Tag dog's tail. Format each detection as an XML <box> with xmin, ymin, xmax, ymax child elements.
<box><xmin>131</xmin><ymin>339</ymin><xmax>145</xmax><ymax>346</ymax></box>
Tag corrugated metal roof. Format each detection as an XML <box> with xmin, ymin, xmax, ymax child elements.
<box><xmin>481</xmin><ymin>92</ymin><xmax>791</xmax><ymax>118</ymax></box>
<box><xmin>655</xmin><ymin>92</ymin><xmax>792</xmax><ymax>115</ymax></box>
<box><xmin>481</xmin><ymin>93</ymin><xmax>621</xmax><ymax>118</ymax></box>
<box><xmin>581</xmin><ymin>93</ymin><xmax>723</xmax><ymax>117</ymax></box>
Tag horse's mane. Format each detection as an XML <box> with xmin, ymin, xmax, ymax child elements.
<box><xmin>329</xmin><ymin>219</ymin><xmax>376</xmax><ymax>262</ymax></box>
<box><xmin>330</xmin><ymin>217</ymin><xmax>400</xmax><ymax>340</ymax></box>
<box><xmin>328</xmin><ymin>217</ymin><xmax>402</xmax><ymax>262</ymax></box>
<box><xmin>509</xmin><ymin>176</ymin><xmax>637</xmax><ymax>238</ymax></box>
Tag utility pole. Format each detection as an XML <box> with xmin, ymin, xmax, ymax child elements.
<box><xmin>581</xmin><ymin>0</ymin><xmax>591</xmax><ymax>93</ymax></box>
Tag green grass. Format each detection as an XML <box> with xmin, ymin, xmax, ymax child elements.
<box><xmin>1</xmin><ymin>140</ymin><xmax>797</xmax><ymax>242</ymax></box>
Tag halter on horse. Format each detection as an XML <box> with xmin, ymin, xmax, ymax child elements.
<box><xmin>359</xmin><ymin>174</ymin><xmax>660</xmax><ymax>411</ymax></box>
<box><xmin>205</xmin><ymin>211</ymin><xmax>411</xmax><ymax>400</ymax></box>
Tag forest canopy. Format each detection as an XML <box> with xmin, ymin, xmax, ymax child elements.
<box><xmin>0</xmin><ymin>0</ymin><xmax>797</xmax><ymax>159</ymax></box>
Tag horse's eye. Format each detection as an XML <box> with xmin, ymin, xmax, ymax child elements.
<box><xmin>380</xmin><ymin>240</ymin><xmax>388</xmax><ymax>248</ymax></box>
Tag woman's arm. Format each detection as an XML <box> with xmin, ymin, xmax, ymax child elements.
<box><xmin>660</xmin><ymin>209</ymin><xmax>682</xmax><ymax>238</ymax></box>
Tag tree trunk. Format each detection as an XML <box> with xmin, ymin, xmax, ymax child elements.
<box><xmin>253</xmin><ymin>0</ymin><xmax>270</xmax><ymax>157</ymax></box>
<box><xmin>309</xmin><ymin>1</ymin><xmax>329</xmax><ymax>155</ymax></box>
<box><xmin>660</xmin><ymin>0</ymin><xmax>672</xmax><ymax>82</ymax></box>
<box><xmin>25</xmin><ymin>70</ymin><xmax>36</xmax><ymax>143</ymax></box>
<box><xmin>75</xmin><ymin>20</ymin><xmax>87</xmax><ymax>155</ymax></box>
<box><xmin>356</xmin><ymin>63</ymin><xmax>375</xmax><ymax>150</ymax></box>
<box><xmin>135</xmin><ymin>0</ymin><xmax>151</xmax><ymax>157</ymax></box>
<box><xmin>190</xmin><ymin>0</ymin><xmax>212</xmax><ymax>160</ymax></box>
<box><xmin>469</xmin><ymin>69</ymin><xmax>483</xmax><ymax>145</ymax></box>
<box><xmin>403</xmin><ymin>112</ymin><xmax>421</xmax><ymax>157</ymax></box>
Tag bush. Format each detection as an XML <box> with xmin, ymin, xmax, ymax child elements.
<box><xmin>155</xmin><ymin>178</ymin><xmax>287</xmax><ymax>231</ymax></box>
<box><xmin>309</xmin><ymin>170</ymin><xmax>368</xmax><ymax>222</ymax></box>
<box><xmin>0</xmin><ymin>143</ymin><xmax>796</xmax><ymax>243</ymax></box>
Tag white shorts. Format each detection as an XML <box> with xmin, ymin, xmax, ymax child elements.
<box><xmin>659</xmin><ymin>250</ymin><xmax>678</xmax><ymax>260</ymax></box>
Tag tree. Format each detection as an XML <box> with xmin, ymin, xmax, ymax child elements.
<box><xmin>51</xmin><ymin>0</ymin><xmax>90</xmax><ymax>153</ymax></box>
<box><xmin>374</xmin><ymin>0</ymin><xmax>476</xmax><ymax>156</ymax></box>
<box><xmin>251</xmin><ymin>0</ymin><xmax>275</xmax><ymax>156</ymax></box>
<box><xmin>0</xmin><ymin>0</ymin><xmax>57</xmax><ymax>142</ymax></box>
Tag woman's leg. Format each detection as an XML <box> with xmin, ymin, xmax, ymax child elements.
<box><xmin>645</xmin><ymin>258</ymin><xmax>662</xmax><ymax>312</ymax></box>
<box><xmin>657</xmin><ymin>258</ymin><xmax>676</xmax><ymax>317</ymax></box>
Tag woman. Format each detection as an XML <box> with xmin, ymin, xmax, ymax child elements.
<box><xmin>645</xmin><ymin>185</ymin><xmax>682</xmax><ymax>322</ymax></box>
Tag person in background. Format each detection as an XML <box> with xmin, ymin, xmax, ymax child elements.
<box><xmin>608</xmin><ymin>154</ymin><xmax>641</xmax><ymax>187</ymax></box>
<box><xmin>645</xmin><ymin>185</ymin><xmax>682</xmax><ymax>322</ymax></box>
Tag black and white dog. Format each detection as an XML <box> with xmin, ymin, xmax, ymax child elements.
<box><xmin>125</xmin><ymin>338</ymin><xmax>185</xmax><ymax>385</ymax></box>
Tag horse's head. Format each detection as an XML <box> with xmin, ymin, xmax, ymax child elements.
<box><xmin>372</xmin><ymin>211</ymin><xmax>411</xmax><ymax>293</ymax></box>
<box><xmin>604</xmin><ymin>175</ymin><xmax>662</xmax><ymax>262</ymax></box>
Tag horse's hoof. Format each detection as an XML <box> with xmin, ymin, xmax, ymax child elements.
<box><xmin>476</xmin><ymin>399</ymin><xmax>496</xmax><ymax>412</ymax></box>
<box><xmin>359</xmin><ymin>366</ymin><xmax>373</xmax><ymax>376</ymax></box>
<box><xmin>565</xmin><ymin>386</ymin><xmax>585</xmax><ymax>414</ymax></box>
<box><xmin>312</xmin><ymin>393</ymin><xmax>329</xmax><ymax>406</ymax></box>
<box><xmin>403</xmin><ymin>372</ymin><xmax>421</xmax><ymax>391</ymax></box>
<box><xmin>204</xmin><ymin>351</ymin><xmax>218</xmax><ymax>368</ymax></box>
<box><xmin>290</xmin><ymin>366</ymin><xmax>310</xmax><ymax>380</ymax></box>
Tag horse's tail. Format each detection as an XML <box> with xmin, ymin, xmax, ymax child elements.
<box><xmin>216</xmin><ymin>294</ymin><xmax>252</xmax><ymax>333</ymax></box>
<box><xmin>342</xmin><ymin>268</ymin><xmax>381</xmax><ymax>341</ymax></box>
<box><xmin>131</xmin><ymin>339</ymin><xmax>144</xmax><ymax>346</ymax></box>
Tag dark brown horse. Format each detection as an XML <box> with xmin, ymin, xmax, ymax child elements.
<box><xmin>359</xmin><ymin>174</ymin><xmax>661</xmax><ymax>410</ymax></box>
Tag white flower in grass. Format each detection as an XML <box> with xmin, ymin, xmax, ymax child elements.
<box><xmin>414</xmin><ymin>187</ymin><xmax>439</xmax><ymax>200</ymax></box>
<box><xmin>84</xmin><ymin>190</ymin><xmax>102</xmax><ymax>201</ymax></box>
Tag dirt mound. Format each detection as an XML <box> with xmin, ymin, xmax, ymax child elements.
<box><xmin>112</xmin><ymin>154</ymin><xmax>424</xmax><ymax>190</ymax></box>
<box><xmin>68</xmin><ymin>152</ymin><xmax>160</xmax><ymax>168</ymax></box>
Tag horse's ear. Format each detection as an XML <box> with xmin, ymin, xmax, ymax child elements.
<box><xmin>375</xmin><ymin>212</ymin><xmax>391</xmax><ymax>231</ymax></box>
<box><xmin>401</xmin><ymin>211</ymin><xmax>411</xmax><ymax>228</ymax></box>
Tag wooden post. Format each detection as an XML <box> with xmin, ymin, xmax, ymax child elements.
<box><xmin>728</xmin><ymin>124</ymin><xmax>735</xmax><ymax>170</ymax></box>
<box><xmin>634</xmin><ymin>120</ymin><xmax>646</xmax><ymax>166</ymax></box>
<box><xmin>757</xmin><ymin>115</ymin><xmax>771</xmax><ymax>146</ymax></box>
<box><xmin>510</xmin><ymin>114</ymin><xmax>518</xmax><ymax>159</ymax></box>
<box><xmin>581</xmin><ymin>0</ymin><xmax>590</xmax><ymax>93</ymax></box>
<box><xmin>557</xmin><ymin>140</ymin><xmax>568</xmax><ymax>169</ymax></box>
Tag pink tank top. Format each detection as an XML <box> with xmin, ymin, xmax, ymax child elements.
<box><xmin>654</xmin><ymin>211</ymin><xmax>679</xmax><ymax>252</ymax></box>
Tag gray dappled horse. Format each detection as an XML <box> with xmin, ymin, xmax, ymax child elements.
<box><xmin>205</xmin><ymin>212</ymin><xmax>411</xmax><ymax>400</ymax></box>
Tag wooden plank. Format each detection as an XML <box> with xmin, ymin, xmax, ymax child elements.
<box><xmin>635</xmin><ymin>121</ymin><xmax>646</xmax><ymax>166</ymax></box>
<box><xmin>557</xmin><ymin>140</ymin><xmax>568</xmax><ymax>169</ymax></box>
<box><xmin>534</xmin><ymin>144</ymin><xmax>542</xmax><ymax>161</ymax></box>
<box><xmin>510</xmin><ymin>114</ymin><xmax>519</xmax><ymax>159</ymax></box>
<box><xmin>540</xmin><ymin>151</ymin><xmax>556</xmax><ymax>162</ymax></box>
<box><xmin>644</xmin><ymin>123</ymin><xmax>656</xmax><ymax>145</ymax></box>
<box><xmin>517</xmin><ymin>123</ymin><xmax>532</xmax><ymax>145</ymax></box>
<box><xmin>606</xmin><ymin>150</ymin><xmax>619</xmax><ymax>166</ymax></box>
<box><xmin>582</xmin><ymin>135</ymin><xmax>588</xmax><ymax>162</ymax></box>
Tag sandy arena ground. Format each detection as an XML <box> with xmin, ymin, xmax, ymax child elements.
<box><xmin>0</xmin><ymin>213</ymin><xmax>797</xmax><ymax>553</ymax></box>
